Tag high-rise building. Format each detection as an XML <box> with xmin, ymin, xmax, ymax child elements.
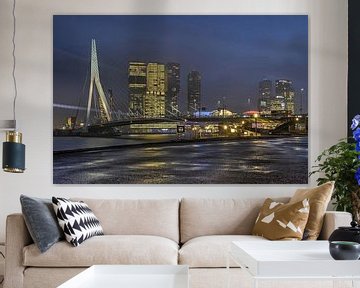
<box><xmin>166</xmin><ymin>63</ymin><xmax>180</xmax><ymax>117</ymax></box>
<box><xmin>66</xmin><ymin>117</ymin><xmax>76</xmax><ymax>129</ymax></box>
<box><xmin>274</xmin><ymin>79</ymin><xmax>295</xmax><ymax>115</ymax></box>
<box><xmin>144</xmin><ymin>63</ymin><xmax>167</xmax><ymax>118</ymax></box>
<box><xmin>187</xmin><ymin>71</ymin><xmax>201</xmax><ymax>115</ymax></box>
<box><xmin>270</xmin><ymin>95</ymin><xmax>285</xmax><ymax>112</ymax></box>
<box><xmin>258</xmin><ymin>79</ymin><xmax>272</xmax><ymax>115</ymax></box>
<box><xmin>128</xmin><ymin>62</ymin><xmax>147</xmax><ymax>116</ymax></box>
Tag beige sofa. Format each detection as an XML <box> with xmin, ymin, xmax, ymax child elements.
<box><xmin>4</xmin><ymin>198</ymin><xmax>352</xmax><ymax>288</ymax></box>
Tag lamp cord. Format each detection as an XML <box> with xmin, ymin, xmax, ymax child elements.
<box><xmin>11</xmin><ymin>0</ymin><xmax>17</xmax><ymax>129</ymax></box>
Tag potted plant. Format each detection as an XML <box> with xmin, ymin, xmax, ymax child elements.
<box><xmin>310</xmin><ymin>115</ymin><xmax>360</xmax><ymax>222</ymax></box>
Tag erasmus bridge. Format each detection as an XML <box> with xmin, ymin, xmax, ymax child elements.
<box><xmin>56</xmin><ymin>39</ymin><xmax>307</xmax><ymax>137</ymax></box>
<box><xmin>79</xmin><ymin>39</ymin><xmax>182</xmax><ymax>134</ymax></box>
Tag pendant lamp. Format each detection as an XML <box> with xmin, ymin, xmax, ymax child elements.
<box><xmin>1</xmin><ymin>0</ymin><xmax>25</xmax><ymax>173</ymax></box>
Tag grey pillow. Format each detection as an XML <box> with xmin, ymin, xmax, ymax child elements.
<box><xmin>20</xmin><ymin>195</ymin><xmax>64</xmax><ymax>253</ymax></box>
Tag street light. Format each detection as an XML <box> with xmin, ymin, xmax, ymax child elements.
<box><xmin>300</xmin><ymin>88</ymin><xmax>304</xmax><ymax>115</ymax></box>
<box><xmin>254</xmin><ymin>113</ymin><xmax>259</xmax><ymax>137</ymax></box>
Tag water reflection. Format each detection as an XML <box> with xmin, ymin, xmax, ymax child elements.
<box><xmin>54</xmin><ymin>137</ymin><xmax>308</xmax><ymax>184</ymax></box>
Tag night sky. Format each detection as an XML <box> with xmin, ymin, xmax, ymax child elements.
<box><xmin>53</xmin><ymin>15</ymin><xmax>308</xmax><ymax>128</ymax></box>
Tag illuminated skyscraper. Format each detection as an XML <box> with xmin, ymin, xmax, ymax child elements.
<box><xmin>274</xmin><ymin>79</ymin><xmax>295</xmax><ymax>115</ymax></box>
<box><xmin>145</xmin><ymin>63</ymin><xmax>166</xmax><ymax>118</ymax></box>
<box><xmin>258</xmin><ymin>79</ymin><xmax>272</xmax><ymax>115</ymax></box>
<box><xmin>128</xmin><ymin>62</ymin><xmax>147</xmax><ymax>116</ymax></box>
<box><xmin>66</xmin><ymin>117</ymin><xmax>76</xmax><ymax>129</ymax></box>
<box><xmin>166</xmin><ymin>63</ymin><xmax>180</xmax><ymax>117</ymax></box>
<box><xmin>187</xmin><ymin>71</ymin><xmax>201</xmax><ymax>115</ymax></box>
<box><xmin>270</xmin><ymin>95</ymin><xmax>285</xmax><ymax>112</ymax></box>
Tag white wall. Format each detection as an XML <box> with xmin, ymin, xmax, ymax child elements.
<box><xmin>0</xmin><ymin>0</ymin><xmax>348</xmax><ymax>242</ymax></box>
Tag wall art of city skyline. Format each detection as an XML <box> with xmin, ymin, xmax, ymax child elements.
<box><xmin>53</xmin><ymin>15</ymin><xmax>308</xmax><ymax>184</ymax></box>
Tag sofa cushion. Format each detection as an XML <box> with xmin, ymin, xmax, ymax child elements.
<box><xmin>24</xmin><ymin>268</ymin><xmax>86</xmax><ymax>288</ymax></box>
<box><xmin>290</xmin><ymin>181</ymin><xmax>334</xmax><ymax>240</ymax></box>
<box><xmin>20</xmin><ymin>195</ymin><xmax>64</xmax><ymax>253</ymax></box>
<box><xmin>72</xmin><ymin>198</ymin><xmax>179</xmax><ymax>243</ymax></box>
<box><xmin>252</xmin><ymin>198</ymin><xmax>310</xmax><ymax>240</ymax></box>
<box><xmin>179</xmin><ymin>235</ymin><xmax>267</xmax><ymax>268</ymax></box>
<box><xmin>23</xmin><ymin>235</ymin><xmax>178</xmax><ymax>267</ymax></box>
<box><xmin>52</xmin><ymin>197</ymin><xmax>104</xmax><ymax>247</ymax></box>
<box><xmin>180</xmin><ymin>198</ymin><xmax>289</xmax><ymax>243</ymax></box>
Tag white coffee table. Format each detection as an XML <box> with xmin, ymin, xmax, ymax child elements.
<box><xmin>228</xmin><ymin>241</ymin><xmax>360</xmax><ymax>288</ymax></box>
<box><xmin>58</xmin><ymin>265</ymin><xmax>189</xmax><ymax>288</ymax></box>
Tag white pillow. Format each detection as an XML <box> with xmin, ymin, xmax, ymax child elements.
<box><xmin>52</xmin><ymin>197</ymin><xmax>103</xmax><ymax>246</ymax></box>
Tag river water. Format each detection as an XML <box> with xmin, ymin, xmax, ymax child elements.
<box><xmin>53</xmin><ymin>136</ymin><xmax>308</xmax><ymax>184</ymax></box>
<box><xmin>53</xmin><ymin>135</ymin><xmax>178</xmax><ymax>152</ymax></box>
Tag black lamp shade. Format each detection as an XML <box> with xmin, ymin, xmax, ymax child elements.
<box><xmin>2</xmin><ymin>141</ymin><xmax>25</xmax><ymax>173</ymax></box>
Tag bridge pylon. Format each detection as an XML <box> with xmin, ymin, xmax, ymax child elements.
<box><xmin>85</xmin><ymin>39</ymin><xmax>112</xmax><ymax>128</ymax></box>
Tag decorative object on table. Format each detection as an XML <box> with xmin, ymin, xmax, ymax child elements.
<box><xmin>289</xmin><ymin>181</ymin><xmax>334</xmax><ymax>240</ymax></box>
<box><xmin>1</xmin><ymin>0</ymin><xmax>25</xmax><ymax>173</ymax></box>
<box><xmin>52</xmin><ymin>197</ymin><xmax>104</xmax><ymax>247</ymax></box>
<box><xmin>329</xmin><ymin>220</ymin><xmax>360</xmax><ymax>244</ymax></box>
<box><xmin>252</xmin><ymin>198</ymin><xmax>310</xmax><ymax>240</ymax></box>
<box><xmin>20</xmin><ymin>195</ymin><xmax>64</xmax><ymax>253</ymax></box>
<box><xmin>310</xmin><ymin>114</ymin><xmax>360</xmax><ymax>222</ymax></box>
<box><xmin>329</xmin><ymin>241</ymin><xmax>360</xmax><ymax>260</ymax></box>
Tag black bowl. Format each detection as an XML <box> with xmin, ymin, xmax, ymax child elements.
<box><xmin>329</xmin><ymin>241</ymin><xmax>360</xmax><ymax>260</ymax></box>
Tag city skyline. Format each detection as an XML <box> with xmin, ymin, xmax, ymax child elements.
<box><xmin>53</xmin><ymin>15</ymin><xmax>308</xmax><ymax>128</ymax></box>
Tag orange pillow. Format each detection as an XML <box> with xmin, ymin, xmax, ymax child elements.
<box><xmin>289</xmin><ymin>181</ymin><xmax>334</xmax><ymax>240</ymax></box>
<box><xmin>252</xmin><ymin>198</ymin><xmax>310</xmax><ymax>240</ymax></box>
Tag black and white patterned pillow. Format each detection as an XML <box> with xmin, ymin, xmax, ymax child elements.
<box><xmin>52</xmin><ymin>197</ymin><xmax>104</xmax><ymax>247</ymax></box>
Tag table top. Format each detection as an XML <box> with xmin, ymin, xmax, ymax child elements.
<box><xmin>58</xmin><ymin>265</ymin><xmax>189</xmax><ymax>288</ymax></box>
<box><xmin>231</xmin><ymin>240</ymin><xmax>360</xmax><ymax>278</ymax></box>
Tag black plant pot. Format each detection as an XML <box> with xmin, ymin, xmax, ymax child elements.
<box><xmin>329</xmin><ymin>241</ymin><xmax>360</xmax><ymax>260</ymax></box>
<box><xmin>328</xmin><ymin>221</ymin><xmax>360</xmax><ymax>244</ymax></box>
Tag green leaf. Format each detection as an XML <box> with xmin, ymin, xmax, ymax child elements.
<box><xmin>310</xmin><ymin>139</ymin><xmax>360</xmax><ymax>214</ymax></box>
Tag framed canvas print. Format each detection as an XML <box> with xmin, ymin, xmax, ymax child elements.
<box><xmin>53</xmin><ymin>15</ymin><xmax>308</xmax><ymax>184</ymax></box>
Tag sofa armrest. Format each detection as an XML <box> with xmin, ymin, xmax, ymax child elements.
<box><xmin>4</xmin><ymin>213</ymin><xmax>32</xmax><ymax>288</ymax></box>
<box><xmin>318</xmin><ymin>211</ymin><xmax>352</xmax><ymax>240</ymax></box>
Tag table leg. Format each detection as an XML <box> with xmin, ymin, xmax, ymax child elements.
<box><xmin>352</xmin><ymin>279</ymin><xmax>360</xmax><ymax>288</ymax></box>
<box><xmin>226</xmin><ymin>251</ymin><xmax>230</xmax><ymax>288</ymax></box>
<box><xmin>252</xmin><ymin>278</ymin><xmax>258</xmax><ymax>288</ymax></box>
<box><xmin>332</xmin><ymin>279</ymin><xmax>357</xmax><ymax>288</ymax></box>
